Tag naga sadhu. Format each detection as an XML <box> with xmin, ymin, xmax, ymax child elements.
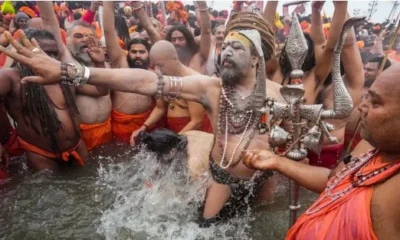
<box><xmin>0</xmin><ymin>12</ymin><xmax>285</xmax><ymax>226</ymax></box>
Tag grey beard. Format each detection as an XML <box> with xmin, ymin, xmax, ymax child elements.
<box><xmin>220</xmin><ymin>68</ymin><xmax>243</xmax><ymax>86</ymax></box>
<box><xmin>73</xmin><ymin>52</ymin><xmax>92</xmax><ymax>66</ymax></box>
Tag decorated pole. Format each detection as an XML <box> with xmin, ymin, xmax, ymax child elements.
<box><xmin>262</xmin><ymin>16</ymin><xmax>364</xmax><ymax>227</ymax></box>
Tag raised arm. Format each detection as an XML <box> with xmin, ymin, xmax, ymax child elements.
<box><xmin>36</xmin><ymin>1</ymin><xmax>73</xmax><ymax>62</ymax></box>
<box><xmin>310</xmin><ymin>1</ymin><xmax>327</xmax><ymax>63</ymax></box>
<box><xmin>341</xmin><ymin>13</ymin><xmax>364</xmax><ymax>107</ymax></box>
<box><xmin>132</xmin><ymin>1</ymin><xmax>161</xmax><ymax>44</ymax></box>
<box><xmin>314</xmin><ymin>1</ymin><xmax>348</xmax><ymax>85</ymax></box>
<box><xmin>103</xmin><ymin>1</ymin><xmax>127</xmax><ymax>68</ymax></box>
<box><xmin>195</xmin><ymin>1</ymin><xmax>212</xmax><ymax>60</ymax></box>
<box><xmin>263</xmin><ymin>1</ymin><xmax>279</xmax><ymax>29</ymax></box>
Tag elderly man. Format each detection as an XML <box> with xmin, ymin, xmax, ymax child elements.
<box><xmin>243</xmin><ymin>64</ymin><xmax>400</xmax><ymax>239</ymax></box>
<box><xmin>0</xmin><ymin>12</ymin><xmax>282</xmax><ymax>225</ymax></box>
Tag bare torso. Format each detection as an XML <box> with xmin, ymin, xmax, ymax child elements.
<box><xmin>2</xmin><ymin>68</ymin><xmax>87</xmax><ymax>169</ymax></box>
<box><xmin>111</xmin><ymin>91</ymin><xmax>153</xmax><ymax>115</ymax></box>
<box><xmin>75</xmin><ymin>94</ymin><xmax>112</xmax><ymax>124</ymax></box>
<box><xmin>208</xmin><ymin>80</ymin><xmax>285</xmax><ymax>179</ymax></box>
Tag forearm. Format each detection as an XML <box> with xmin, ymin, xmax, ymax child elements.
<box><xmin>276</xmin><ymin>156</ymin><xmax>331</xmax><ymax>193</ymax></box>
<box><xmin>196</xmin><ymin>1</ymin><xmax>211</xmax><ymax>59</ymax></box>
<box><xmin>179</xmin><ymin>119</ymin><xmax>202</xmax><ymax>133</ymax></box>
<box><xmin>132</xmin><ymin>2</ymin><xmax>161</xmax><ymax>44</ymax></box>
<box><xmin>103</xmin><ymin>1</ymin><xmax>125</xmax><ymax>67</ymax></box>
<box><xmin>88</xmin><ymin>68</ymin><xmax>158</xmax><ymax>95</ymax></box>
<box><xmin>144</xmin><ymin>105</ymin><xmax>167</xmax><ymax>128</ymax></box>
<box><xmin>311</xmin><ymin>8</ymin><xmax>326</xmax><ymax>46</ymax></box>
<box><xmin>263</xmin><ymin>1</ymin><xmax>279</xmax><ymax>28</ymax></box>
<box><xmin>325</xmin><ymin>2</ymin><xmax>348</xmax><ymax>51</ymax></box>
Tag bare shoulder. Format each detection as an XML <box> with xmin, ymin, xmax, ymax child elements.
<box><xmin>266</xmin><ymin>79</ymin><xmax>284</xmax><ymax>103</ymax></box>
<box><xmin>371</xmin><ymin>172</ymin><xmax>400</xmax><ymax>239</ymax></box>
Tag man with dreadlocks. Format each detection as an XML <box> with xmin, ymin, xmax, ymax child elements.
<box><xmin>0</xmin><ymin>28</ymin><xmax>86</xmax><ymax>171</ymax></box>
<box><xmin>0</xmin><ymin>12</ymin><xmax>281</xmax><ymax>225</ymax></box>
<box><xmin>39</xmin><ymin>1</ymin><xmax>111</xmax><ymax>152</ymax></box>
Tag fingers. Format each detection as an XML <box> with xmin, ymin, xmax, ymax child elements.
<box><xmin>20</xmin><ymin>76</ymin><xmax>46</xmax><ymax>85</ymax></box>
<box><xmin>20</xmin><ymin>33</ymin><xmax>35</xmax><ymax>50</ymax></box>
<box><xmin>0</xmin><ymin>45</ymin><xmax>30</xmax><ymax>64</ymax></box>
<box><xmin>4</xmin><ymin>31</ymin><xmax>34</xmax><ymax>58</ymax></box>
<box><xmin>130</xmin><ymin>132</ymin><xmax>137</xmax><ymax>146</ymax></box>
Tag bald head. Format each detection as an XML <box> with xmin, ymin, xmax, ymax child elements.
<box><xmin>372</xmin><ymin>64</ymin><xmax>400</xmax><ymax>100</ymax></box>
<box><xmin>150</xmin><ymin>40</ymin><xmax>178</xmax><ymax>60</ymax></box>
<box><xmin>150</xmin><ymin>40</ymin><xmax>181</xmax><ymax>75</ymax></box>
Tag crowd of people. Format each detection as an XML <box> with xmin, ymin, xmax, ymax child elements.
<box><xmin>0</xmin><ymin>1</ymin><xmax>400</xmax><ymax>239</ymax></box>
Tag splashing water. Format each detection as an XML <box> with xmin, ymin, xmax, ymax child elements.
<box><xmin>0</xmin><ymin>143</ymin><xmax>317</xmax><ymax>240</ymax></box>
<box><xmin>96</xmin><ymin>149</ymin><xmax>257</xmax><ymax>240</ymax></box>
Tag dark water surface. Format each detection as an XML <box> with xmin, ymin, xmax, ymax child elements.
<box><xmin>0</xmin><ymin>143</ymin><xmax>317</xmax><ymax>240</ymax></box>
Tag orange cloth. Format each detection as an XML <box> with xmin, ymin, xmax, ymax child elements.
<box><xmin>307</xmin><ymin>143</ymin><xmax>343</xmax><ymax>169</ymax></box>
<box><xmin>344</xmin><ymin>131</ymin><xmax>362</xmax><ymax>153</ymax></box>
<box><xmin>112</xmin><ymin>109</ymin><xmax>153</xmax><ymax>143</ymax></box>
<box><xmin>18</xmin><ymin>137</ymin><xmax>84</xmax><ymax>166</ymax></box>
<box><xmin>18</xmin><ymin>6</ymin><xmax>35</xmax><ymax>18</ymax></box>
<box><xmin>118</xmin><ymin>38</ymin><xmax>125</xmax><ymax>49</ymax></box>
<box><xmin>167</xmin><ymin>116</ymin><xmax>190</xmax><ymax>133</ymax></box>
<box><xmin>286</xmin><ymin>152</ymin><xmax>399</xmax><ymax>240</ymax></box>
<box><xmin>4</xmin><ymin>128</ymin><xmax>24</xmax><ymax>157</ymax></box>
<box><xmin>80</xmin><ymin>116</ymin><xmax>112</xmax><ymax>151</ymax></box>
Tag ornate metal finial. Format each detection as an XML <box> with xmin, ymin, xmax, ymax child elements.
<box><xmin>285</xmin><ymin>14</ymin><xmax>308</xmax><ymax>81</ymax></box>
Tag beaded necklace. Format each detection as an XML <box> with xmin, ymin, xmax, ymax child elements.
<box><xmin>305</xmin><ymin>149</ymin><xmax>400</xmax><ymax>215</ymax></box>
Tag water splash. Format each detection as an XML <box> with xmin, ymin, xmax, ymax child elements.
<box><xmin>96</xmin><ymin>150</ymin><xmax>256</xmax><ymax>240</ymax></box>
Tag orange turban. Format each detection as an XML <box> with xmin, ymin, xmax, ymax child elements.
<box><xmin>300</xmin><ymin>21</ymin><xmax>309</xmax><ymax>30</ymax></box>
<box><xmin>18</xmin><ymin>6</ymin><xmax>35</xmax><ymax>18</ymax></box>
<box><xmin>54</xmin><ymin>3</ymin><xmax>61</xmax><ymax>13</ymax></box>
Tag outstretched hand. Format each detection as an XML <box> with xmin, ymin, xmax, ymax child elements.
<box><xmin>242</xmin><ymin>149</ymin><xmax>280</xmax><ymax>171</ymax></box>
<box><xmin>0</xmin><ymin>31</ymin><xmax>62</xmax><ymax>85</ymax></box>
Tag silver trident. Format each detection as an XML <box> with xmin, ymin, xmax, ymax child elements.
<box><xmin>260</xmin><ymin>15</ymin><xmax>365</xmax><ymax>227</ymax></box>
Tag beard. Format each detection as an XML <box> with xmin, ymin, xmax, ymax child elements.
<box><xmin>220</xmin><ymin>58</ymin><xmax>247</xmax><ymax>86</ymax></box>
<box><xmin>127</xmin><ymin>57</ymin><xmax>150</xmax><ymax>69</ymax></box>
<box><xmin>68</xmin><ymin>43</ymin><xmax>92</xmax><ymax>65</ymax></box>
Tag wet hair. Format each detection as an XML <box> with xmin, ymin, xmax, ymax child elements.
<box><xmin>115</xmin><ymin>14</ymin><xmax>130</xmax><ymax>47</ymax></box>
<box><xmin>67</xmin><ymin>20</ymin><xmax>95</xmax><ymax>37</ymax></box>
<box><xmin>279</xmin><ymin>32</ymin><xmax>316</xmax><ymax>85</ymax></box>
<box><xmin>16</xmin><ymin>29</ymin><xmax>80</xmax><ymax>155</ymax></box>
<box><xmin>165</xmin><ymin>24</ymin><xmax>198</xmax><ymax>53</ymax></box>
<box><xmin>368</xmin><ymin>56</ymin><xmax>391</xmax><ymax>70</ymax></box>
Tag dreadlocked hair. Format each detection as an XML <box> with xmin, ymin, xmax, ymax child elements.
<box><xmin>17</xmin><ymin>29</ymin><xmax>80</xmax><ymax>155</ymax></box>
<box><xmin>225</xmin><ymin>12</ymin><xmax>276</xmax><ymax>61</ymax></box>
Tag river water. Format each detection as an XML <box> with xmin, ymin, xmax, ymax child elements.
<box><xmin>0</xmin><ymin>143</ymin><xmax>317</xmax><ymax>240</ymax></box>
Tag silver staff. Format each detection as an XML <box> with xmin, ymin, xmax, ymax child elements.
<box><xmin>261</xmin><ymin>15</ymin><xmax>364</xmax><ymax>227</ymax></box>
